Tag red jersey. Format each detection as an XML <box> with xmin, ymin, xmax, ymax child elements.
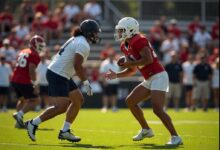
<box><xmin>120</xmin><ymin>34</ymin><xmax>165</xmax><ymax>79</ymax></box>
<box><xmin>11</xmin><ymin>49</ymin><xmax>40</xmax><ymax>84</ymax></box>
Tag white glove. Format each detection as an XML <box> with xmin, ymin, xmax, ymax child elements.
<box><xmin>83</xmin><ymin>80</ymin><xmax>93</xmax><ymax>96</ymax></box>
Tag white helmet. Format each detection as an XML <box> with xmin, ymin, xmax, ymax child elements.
<box><xmin>114</xmin><ymin>17</ymin><xmax>139</xmax><ymax>41</ymax></box>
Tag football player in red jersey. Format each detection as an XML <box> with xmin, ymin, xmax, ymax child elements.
<box><xmin>105</xmin><ymin>17</ymin><xmax>182</xmax><ymax>145</ymax></box>
<box><xmin>11</xmin><ymin>35</ymin><xmax>46</xmax><ymax>128</ymax></box>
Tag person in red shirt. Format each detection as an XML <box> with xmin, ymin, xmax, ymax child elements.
<box><xmin>211</xmin><ymin>17</ymin><xmax>219</xmax><ymax>47</ymax></box>
<box><xmin>105</xmin><ymin>17</ymin><xmax>182</xmax><ymax>145</ymax></box>
<box><xmin>0</xmin><ymin>6</ymin><xmax>13</xmax><ymax>35</ymax></box>
<box><xmin>11</xmin><ymin>35</ymin><xmax>46</xmax><ymax>128</ymax></box>
<box><xmin>168</xmin><ymin>19</ymin><xmax>181</xmax><ymax>38</ymax></box>
<box><xmin>187</xmin><ymin>16</ymin><xmax>201</xmax><ymax>46</ymax></box>
<box><xmin>34</xmin><ymin>0</ymin><xmax>48</xmax><ymax>15</ymax></box>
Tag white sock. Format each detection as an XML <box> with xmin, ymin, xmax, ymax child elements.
<box><xmin>32</xmin><ymin>117</ymin><xmax>42</xmax><ymax>125</ymax></box>
<box><xmin>17</xmin><ymin>110</ymin><xmax>24</xmax><ymax>117</ymax></box>
<box><xmin>62</xmin><ymin>121</ymin><xmax>71</xmax><ymax>132</ymax></box>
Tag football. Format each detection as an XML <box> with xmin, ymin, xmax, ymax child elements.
<box><xmin>117</xmin><ymin>56</ymin><xmax>126</xmax><ymax>66</ymax></box>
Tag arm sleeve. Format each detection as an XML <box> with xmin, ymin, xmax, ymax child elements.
<box><xmin>75</xmin><ymin>43</ymin><xmax>89</xmax><ymax>59</ymax></box>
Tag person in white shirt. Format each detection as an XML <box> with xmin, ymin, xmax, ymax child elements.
<box><xmin>36</xmin><ymin>52</ymin><xmax>51</xmax><ymax>109</ymax></box>
<box><xmin>160</xmin><ymin>32</ymin><xmax>180</xmax><ymax>65</ymax></box>
<box><xmin>0</xmin><ymin>39</ymin><xmax>17</xmax><ymax>65</ymax></box>
<box><xmin>0</xmin><ymin>55</ymin><xmax>12</xmax><ymax>112</ymax></box>
<box><xmin>212</xmin><ymin>57</ymin><xmax>219</xmax><ymax>112</ymax></box>
<box><xmin>99</xmin><ymin>50</ymin><xmax>120</xmax><ymax>112</ymax></box>
<box><xmin>14</xmin><ymin>20</ymin><xmax>30</xmax><ymax>39</ymax></box>
<box><xmin>83</xmin><ymin>0</ymin><xmax>102</xmax><ymax>22</ymax></box>
<box><xmin>26</xmin><ymin>19</ymin><xmax>101</xmax><ymax>142</ymax></box>
<box><xmin>193</xmin><ymin>25</ymin><xmax>212</xmax><ymax>49</ymax></box>
<box><xmin>182</xmin><ymin>54</ymin><xmax>196</xmax><ymax>111</ymax></box>
<box><xmin>64</xmin><ymin>0</ymin><xmax>81</xmax><ymax>29</ymax></box>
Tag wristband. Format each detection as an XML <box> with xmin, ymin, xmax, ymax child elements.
<box><xmin>83</xmin><ymin>80</ymin><xmax>90</xmax><ymax>85</ymax></box>
<box><xmin>31</xmin><ymin>80</ymin><xmax>38</xmax><ymax>86</ymax></box>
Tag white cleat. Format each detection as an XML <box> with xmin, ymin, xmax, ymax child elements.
<box><xmin>58</xmin><ymin>129</ymin><xmax>81</xmax><ymax>142</ymax></box>
<box><xmin>166</xmin><ymin>136</ymin><xmax>183</xmax><ymax>145</ymax></box>
<box><xmin>132</xmin><ymin>128</ymin><xmax>154</xmax><ymax>141</ymax></box>
<box><xmin>13</xmin><ymin>112</ymin><xmax>24</xmax><ymax>128</ymax></box>
<box><xmin>25</xmin><ymin>120</ymin><xmax>38</xmax><ymax>142</ymax></box>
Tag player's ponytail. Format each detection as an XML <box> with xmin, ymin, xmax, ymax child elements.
<box><xmin>72</xmin><ymin>26</ymin><xmax>84</xmax><ymax>37</ymax></box>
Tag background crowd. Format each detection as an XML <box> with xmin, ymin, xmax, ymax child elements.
<box><xmin>0</xmin><ymin>0</ymin><xmax>219</xmax><ymax>112</ymax></box>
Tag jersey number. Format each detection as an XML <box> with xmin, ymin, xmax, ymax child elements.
<box><xmin>58</xmin><ymin>38</ymin><xmax>74</xmax><ymax>55</ymax></box>
<box><xmin>16</xmin><ymin>53</ymin><xmax>29</xmax><ymax>67</ymax></box>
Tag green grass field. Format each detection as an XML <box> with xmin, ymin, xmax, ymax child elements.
<box><xmin>0</xmin><ymin>109</ymin><xmax>219</xmax><ymax>150</ymax></box>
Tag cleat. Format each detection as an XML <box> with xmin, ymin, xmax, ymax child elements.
<box><xmin>15</xmin><ymin>122</ymin><xmax>26</xmax><ymax>129</ymax></box>
<box><xmin>13</xmin><ymin>113</ymin><xmax>24</xmax><ymax>128</ymax></box>
<box><xmin>166</xmin><ymin>136</ymin><xmax>183</xmax><ymax>145</ymax></box>
<box><xmin>25</xmin><ymin>120</ymin><xmax>38</xmax><ymax>142</ymax></box>
<box><xmin>133</xmin><ymin>128</ymin><xmax>154</xmax><ymax>141</ymax></box>
<box><xmin>58</xmin><ymin>129</ymin><xmax>81</xmax><ymax>142</ymax></box>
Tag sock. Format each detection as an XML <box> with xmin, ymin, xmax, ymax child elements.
<box><xmin>62</xmin><ymin>121</ymin><xmax>71</xmax><ymax>132</ymax></box>
<box><xmin>32</xmin><ymin>117</ymin><xmax>42</xmax><ymax>125</ymax></box>
<box><xmin>17</xmin><ymin>110</ymin><xmax>24</xmax><ymax>117</ymax></box>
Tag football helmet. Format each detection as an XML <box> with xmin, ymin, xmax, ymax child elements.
<box><xmin>29</xmin><ymin>35</ymin><xmax>46</xmax><ymax>53</ymax></box>
<box><xmin>114</xmin><ymin>17</ymin><xmax>139</xmax><ymax>41</ymax></box>
<box><xmin>80</xmin><ymin>19</ymin><xmax>101</xmax><ymax>44</ymax></box>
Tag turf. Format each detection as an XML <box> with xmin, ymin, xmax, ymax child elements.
<box><xmin>0</xmin><ymin>109</ymin><xmax>219</xmax><ymax>150</ymax></box>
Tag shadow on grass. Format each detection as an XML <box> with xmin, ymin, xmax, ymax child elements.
<box><xmin>29</xmin><ymin>143</ymin><xmax>114</xmax><ymax>149</ymax></box>
<box><xmin>117</xmin><ymin>143</ymin><xmax>184</xmax><ymax>149</ymax></box>
<box><xmin>37</xmin><ymin>128</ymin><xmax>55</xmax><ymax>131</ymax></box>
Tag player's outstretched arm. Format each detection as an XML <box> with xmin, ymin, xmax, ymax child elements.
<box><xmin>105</xmin><ymin>67</ymin><xmax>137</xmax><ymax>80</ymax></box>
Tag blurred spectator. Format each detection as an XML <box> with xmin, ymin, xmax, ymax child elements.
<box><xmin>64</xmin><ymin>0</ymin><xmax>81</xmax><ymax>29</ymax></box>
<box><xmin>83</xmin><ymin>0</ymin><xmax>102</xmax><ymax>23</ymax></box>
<box><xmin>211</xmin><ymin>57</ymin><xmax>219</xmax><ymax>112</ymax></box>
<box><xmin>0</xmin><ymin>55</ymin><xmax>12</xmax><ymax>112</ymax></box>
<box><xmin>44</xmin><ymin>12</ymin><xmax>62</xmax><ymax>42</ymax></box>
<box><xmin>99</xmin><ymin>50</ymin><xmax>120</xmax><ymax>113</ymax></box>
<box><xmin>34</xmin><ymin>0</ymin><xmax>48</xmax><ymax>15</ymax></box>
<box><xmin>182</xmin><ymin>54</ymin><xmax>196</xmax><ymax>111</ymax></box>
<box><xmin>209</xmin><ymin>48</ymin><xmax>219</xmax><ymax>64</ymax></box>
<box><xmin>53</xmin><ymin>2</ymin><xmax>67</xmax><ymax>31</ymax></box>
<box><xmin>211</xmin><ymin>17</ymin><xmax>219</xmax><ymax>48</ymax></box>
<box><xmin>187</xmin><ymin>16</ymin><xmax>201</xmax><ymax>46</ymax></box>
<box><xmin>167</xmin><ymin>19</ymin><xmax>181</xmax><ymax>38</ymax></box>
<box><xmin>20</xmin><ymin>0</ymin><xmax>34</xmax><ymax>25</ymax></box>
<box><xmin>0</xmin><ymin>6</ymin><xmax>13</xmax><ymax>36</ymax></box>
<box><xmin>14</xmin><ymin>19</ymin><xmax>30</xmax><ymax>39</ymax></box>
<box><xmin>164</xmin><ymin>51</ymin><xmax>183</xmax><ymax>111</ymax></box>
<box><xmin>179</xmin><ymin>42</ymin><xmax>190</xmax><ymax>63</ymax></box>
<box><xmin>31</xmin><ymin>12</ymin><xmax>46</xmax><ymax>37</ymax></box>
<box><xmin>192</xmin><ymin>53</ymin><xmax>212</xmax><ymax>111</ymax></box>
<box><xmin>193</xmin><ymin>24</ymin><xmax>212</xmax><ymax>50</ymax></box>
<box><xmin>0</xmin><ymin>39</ymin><xmax>17</xmax><ymax>66</ymax></box>
<box><xmin>159</xmin><ymin>15</ymin><xmax>168</xmax><ymax>33</ymax></box>
<box><xmin>8</xmin><ymin>28</ymin><xmax>24</xmax><ymax>50</ymax></box>
<box><xmin>53</xmin><ymin>44</ymin><xmax>61</xmax><ymax>54</ymax></box>
<box><xmin>149</xmin><ymin>20</ymin><xmax>166</xmax><ymax>55</ymax></box>
<box><xmin>36</xmin><ymin>52</ymin><xmax>51</xmax><ymax>109</ymax></box>
<box><xmin>160</xmin><ymin>32</ymin><xmax>180</xmax><ymax>64</ymax></box>
<box><xmin>100</xmin><ymin>43</ymin><xmax>115</xmax><ymax>60</ymax></box>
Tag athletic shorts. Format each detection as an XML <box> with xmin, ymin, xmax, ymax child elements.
<box><xmin>103</xmin><ymin>84</ymin><xmax>118</xmax><ymax>96</ymax></box>
<box><xmin>46</xmin><ymin>69</ymin><xmax>78</xmax><ymax>97</ymax></box>
<box><xmin>166</xmin><ymin>83</ymin><xmax>181</xmax><ymax>99</ymax></box>
<box><xmin>39</xmin><ymin>85</ymin><xmax>49</xmax><ymax>96</ymax></box>
<box><xmin>0</xmin><ymin>87</ymin><xmax>9</xmax><ymax>95</ymax></box>
<box><xmin>193</xmin><ymin>80</ymin><xmax>210</xmax><ymax>100</ymax></box>
<box><xmin>11</xmin><ymin>82</ymin><xmax>38</xmax><ymax>99</ymax></box>
<box><xmin>141</xmin><ymin>71</ymin><xmax>169</xmax><ymax>92</ymax></box>
<box><xmin>184</xmin><ymin>85</ymin><xmax>193</xmax><ymax>92</ymax></box>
